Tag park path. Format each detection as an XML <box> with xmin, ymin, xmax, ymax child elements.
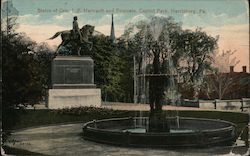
<box><xmin>101</xmin><ymin>102</ymin><xmax>247</xmax><ymax>112</ymax></box>
<box><xmin>33</xmin><ymin>102</ymin><xmax>249</xmax><ymax>113</ymax></box>
<box><xmin>102</xmin><ymin>103</ymin><xmax>200</xmax><ymax>111</ymax></box>
<box><xmin>5</xmin><ymin>122</ymin><xmax>249</xmax><ymax>156</ymax></box>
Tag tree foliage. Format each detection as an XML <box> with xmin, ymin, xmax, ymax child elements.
<box><xmin>2</xmin><ymin>15</ymin><xmax>219</xmax><ymax>113</ymax></box>
<box><xmin>2</xmin><ymin>18</ymin><xmax>54</xmax><ymax>109</ymax></box>
<box><xmin>123</xmin><ymin>16</ymin><xmax>184</xmax><ymax>110</ymax></box>
<box><xmin>200</xmin><ymin>50</ymin><xmax>249</xmax><ymax>100</ymax></box>
<box><xmin>123</xmin><ymin>16</ymin><xmax>218</xmax><ymax>107</ymax></box>
<box><xmin>177</xmin><ymin>28</ymin><xmax>218</xmax><ymax>99</ymax></box>
<box><xmin>90</xmin><ymin>36</ymin><xmax>133</xmax><ymax>102</ymax></box>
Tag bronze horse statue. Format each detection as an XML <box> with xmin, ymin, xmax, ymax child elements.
<box><xmin>49</xmin><ymin>24</ymin><xmax>95</xmax><ymax>56</ymax></box>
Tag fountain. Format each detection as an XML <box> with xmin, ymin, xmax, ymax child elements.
<box><xmin>82</xmin><ymin>117</ymin><xmax>236</xmax><ymax>147</ymax></box>
<box><xmin>82</xmin><ymin>16</ymin><xmax>237</xmax><ymax>147</ymax></box>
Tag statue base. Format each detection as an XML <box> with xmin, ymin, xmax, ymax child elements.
<box><xmin>48</xmin><ymin>55</ymin><xmax>101</xmax><ymax>109</ymax></box>
<box><xmin>48</xmin><ymin>88</ymin><xmax>101</xmax><ymax>109</ymax></box>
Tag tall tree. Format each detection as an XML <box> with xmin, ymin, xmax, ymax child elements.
<box><xmin>123</xmin><ymin>16</ymin><xmax>218</xmax><ymax>107</ymax></box>
<box><xmin>90</xmin><ymin>36</ymin><xmax>125</xmax><ymax>102</ymax></box>
<box><xmin>33</xmin><ymin>42</ymin><xmax>56</xmax><ymax>100</ymax></box>
<box><xmin>178</xmin><ymin>28</ymin><xmax>218</xmax><ymax>99</ymax></box>
<box><xmin>2</xmin><ymin>17</ymin><xmax>54</xmax><ymax>129</ymax></box>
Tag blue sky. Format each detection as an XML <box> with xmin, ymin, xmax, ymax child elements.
<box><xmin>8</xmin><ymin>0</ymin><xmax>248</xmax><ymax>27</ymax></box>
<box><xmin>2</xmin><ymin>0</ymin><xmax>249</xmax><ymax>71</ymax></box>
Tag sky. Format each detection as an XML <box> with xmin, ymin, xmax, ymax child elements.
<box><xmin>2</xmin><ymin>0</ymin><xmax>249</xmax><ymax>72</ymax></box>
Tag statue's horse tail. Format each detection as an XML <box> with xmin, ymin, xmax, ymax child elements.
<box><xmin>48</xmin><ymin>31</ymin><xmax>62</xmax><ymax>40</ymax></box>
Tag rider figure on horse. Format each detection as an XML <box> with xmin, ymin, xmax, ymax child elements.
<box><xmin>73</xmin><ymin>16</ymin><xmax>83</xmax><ymax>43</ymax></box>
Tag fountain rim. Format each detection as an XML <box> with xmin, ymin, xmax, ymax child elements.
<box><xmin>83</xmin><ymin>116</ymin><xmax>236</xmax><ymax>134</ymax></box>
<box><xmin>82</xmin><ymin>116</ymin><xmax>237</xmax><ymax>148</ymax></box>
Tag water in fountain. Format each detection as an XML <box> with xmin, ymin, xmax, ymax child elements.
<box><xmin>138</xmin><ymin>28</ymin><xmax>148</xmax><ymax>128</ymax></box>
<box><xmin>138</xmin><ymin>17</ymin><xmax>181</xmax><ymax>130</ymax></box>
<box><xmin>140</xmin><ymin>33</ymin><xmax>147</xmax><ymax>105</ymax></box>
<box><xmin>138</xmin><ymin>18</ymin><xmax>163</xmax><ymax>106</ymax></box>
<box><xmin>138</xmin><ymin>20</ymin><xmax>164</xmax><ymax>128</ymax></box>
<box><xmin>149</xmin><ymin>18</ymin><xmax>163</xmax><ymax>42</ymax></box>
<box><xmin>164</xmin><ymin>31</ymin><xmax>181</xmax><ymax>127</ymax></box>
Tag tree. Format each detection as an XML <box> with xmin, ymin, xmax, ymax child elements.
<box><xmin>178</xmin><ymin>28</ymin><xmax>218</xmax><ymax>99</ymax></box>
<box><xmin>2</xmin><ymin>17</ymin><xmax>54</xmax><ymax>129</ymax></box>
<box><xmin>202</xmin><ymin>50</ymin><xmax>241</xmax><ymax>99</ymax></box>
<box><xmin>90</xmin><ymin>35</ymin><xmax>125</xmax><ymax>102</ymax></box>
<box><xmin>123</xmin><ymin>16</ymin><xmax>218</xmax><ymax>110</ymax></box>
<box><xmin>116</xmin><ymin>39</ymin><xmax>134</xmax><ymax>102</ymax></box>
<box><xmin>33</xmin><ymin>42</ymin><xmax>56</xmax><ymax>99</ymax></box>
<box><xmin>3</xmin><ymin>29</ymin><xmax>35</xmax><ymax>107</ymax></box>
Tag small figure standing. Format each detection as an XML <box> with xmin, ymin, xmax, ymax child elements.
<box><xmin>73</xmin><ymin>16</ymin><xmax>83</xmax><ymax>43</ymax></box>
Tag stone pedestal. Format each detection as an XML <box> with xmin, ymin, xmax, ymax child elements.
<box><xmin>48</xmin><ymin>56</ymin><xmax>101</xmax><ymax>109</ymax></box>
<box><xmin>48</xmin><ymin>89</ymin><xmax>101</xmax><ymax>109</ymax></box>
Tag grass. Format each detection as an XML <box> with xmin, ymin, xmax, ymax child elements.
<box><xmin>3</xmin><ymin>107</ymin><xmax>249</xmax><ymax>142</ymax></box>
<box><xmin>4</xmin><ymin>107</ymin><xmax>248</xmax><ymax>129</ymax></box>
<box><xmin>176</xmin><ymin>110</ymin><xmax>249</xmax><ymax>142</ymax></box>
<box><xmin>3</xmin><ymin>146</ymin><xmax>48</xmax><ymax>156</ymax></box>
<box><xmin>3</xmin><ymin>107</ymin><xmax>249</xmax><ymax>138</ymax></box>
<box><xmin>3</xmin><ymin>107</ymin><xmax>249</xmax><ymax>155</ymax></box>
<box><xmin>3</xmin><ymin>107</ymin><xmax>135</xmax><ymax>130</ymax></box>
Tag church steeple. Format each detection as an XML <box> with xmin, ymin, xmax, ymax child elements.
<box><xmin>110</xmin><ymin>14</ymin><xmax>115</xmax><ymax>43</ymax></box>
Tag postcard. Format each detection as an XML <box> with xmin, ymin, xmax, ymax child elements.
<box><xmin>1</xmin><ymin>0</ymin><xmax>249</xmax><ymax>155</ymax></box>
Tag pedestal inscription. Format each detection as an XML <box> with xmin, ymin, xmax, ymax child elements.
<box><xmin>51</xmin><ymin>56</ymin><xmax>95</xmax><ymax>88</ymax></box>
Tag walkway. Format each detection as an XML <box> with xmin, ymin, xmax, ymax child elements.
<box><xmin>5</xmin><ymin>123</ymin><xmax>249</xmax><ymax>156</ymax></box>
<box><xmin>101</xmin><ymin>102</ymin><xmax>248</xmax><ymax>112</ymax></box>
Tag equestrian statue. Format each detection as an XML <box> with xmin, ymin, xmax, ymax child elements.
<box><xmin>49</xmin><ymin>16</ymin><xmax>95</xmax><ymax>56</ymax></box>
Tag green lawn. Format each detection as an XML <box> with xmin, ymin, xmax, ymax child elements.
<box><xmin>2</xmin><ymin>107</ymin><xmax>249</xmax><ymax>155</ymax></box>
<box><xmin>3</xmin><ymin>107</ymin><xmax>249</xmax><ymax>143</ymax></box>
<box><xmin>5</xmin><ymin>107</ymin><xmax>249</xmax><ymax>129</ymax></box>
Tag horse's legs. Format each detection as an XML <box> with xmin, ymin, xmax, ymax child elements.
<box><xmin>56</xmin><ymin>39</ymin><xmax>70</xmax><ymax>54</ymax></box>
<box><xmin>77</xmin><ymin>46</ymin><xmax>82</xmax><ymax>56</ymax></box>
<box><xmin>56</xmin><ymin>43</ymin><xmax>63</xmax><ymax>54</ymax></box>
<box><xmin>89</xmin><ymin>42</ymin><xmax>93</xmax><ymax>51</ymax></box>
<box><xmin>85</xmin><ymin>41</ymin><xmax>93</xmax><ymax>51</ymax></box>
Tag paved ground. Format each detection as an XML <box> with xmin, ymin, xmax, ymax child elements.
<box><xmin>32</xmin><ymin>103</ymin><xmax>204</xmax><ymax>111</ymax></box>
<box><xmin>32</xmin><ymin>103</ymin><xmax>250</xmax><ymax>113</ymax></box>
<box><xmin>101</xmin><ymin>103</ymin><xmax>202</xmax><ymax>111</ymax></box>
<box><xmin>102</xmin><ymin>102</ymin><xmax>250</xmax><ymax>113</ymax></box>
<box><xmin>5</xmin><ymin>123</ymin><xmax>249</xmax><ymax>156</ymax></box>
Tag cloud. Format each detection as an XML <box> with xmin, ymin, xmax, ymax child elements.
<box><xmin>244</xmin><ymin>0</ymin><xmax>249</xmax><ymax>13</ymax></box>
<box><xmin>53</xmin><ymin>11</ymin><xmax>78</xmax><ymax>21</ymax></box>
<box><xmin>182</xmin><ymin>11</ymin><xmax>248</xmax><ymax>28</ymax></box>
<box><xmin>17</xmin><ymin>24</ymin><xmax>68</xmax><ymax>47</ymax></box>
<box><xmin>210</xmin><ymin>24</ymin><xmax>249</xmax><ymax>72</ymax></box>
<box><xmin>1</xmin><ymin>0</ymin><xmax>19</xmax><ymax>17</ymax></box>
<box><xmin>95</xmin><ymin>24</ymin><xmax>124</xmax><ymax>37</ymax></box>
<box><xmin>17</xmin><ymin>22</ymin><xmax>124</xmax><ymax>45</ymax></box>
<box><xmin>16</xmin><ymin>11</ymin><xmax>249</xmax><ymax>72</ymax></box>
<box><xmin>96</xmin><ymin>14</ymin><xmax>124</xmax><ymax>25</ymax></box>
<box><xmin>184</xmin><ymin>24</ymin><xmax>249</xmax><ymax>72</ymax></box>
<box><xmin>154</xmin><ymin>13</ymin><xmax>169</xmax><ymax>18</ymax></box>
<box><xmin>52</xmin><ymin>13</ymin><xmax>125</xmax><ymax>36</ymax></box>
<box><xmin>17</xmin><ymin>14</ymin><xmax>40</xmax><ymax>24</ymax></box>
<box><xmin>181</xmin><ymin>8</ymin><xmax>249</xmax><ymax>72</ymax></box>
<box><xmin>54</xmin><ymin>14</ymin><xmax>64</xmax><ymax>20</ymax></box>
<box><xmin>128</xmin><ymin>14</ymin><xmax>148</xmax><ymax>24</ymax></box>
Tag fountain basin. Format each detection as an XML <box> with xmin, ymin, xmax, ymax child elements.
<box><xmin>82</xmin><ymin>117</ymin><xmax>236</xmax><ymax>148</ymax></box>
